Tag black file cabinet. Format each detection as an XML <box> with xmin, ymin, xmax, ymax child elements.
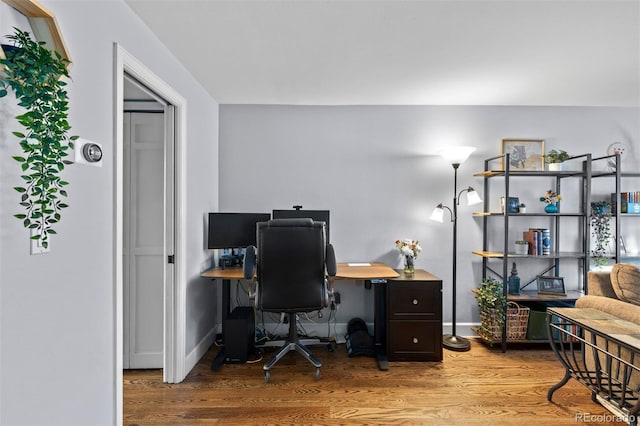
<box><xmin>386</xmin><ymin>270</ymin><xmax>442</xmax><ymax>361</ymax></box>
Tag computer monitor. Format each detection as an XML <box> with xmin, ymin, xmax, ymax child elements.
<box><xmin>207</xmin><ymin>212</ymin><xmax>271</xmax><ymax>250</ymax></box>
<box><xmin>272</xmin><ymin>209</ymin><xmax>330</xmax><ymax>242</ymax></box>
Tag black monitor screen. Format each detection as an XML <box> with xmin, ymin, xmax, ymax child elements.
<box><xmin>272</xmin><ymin>209</ymin><xmax>330</xmax><ymax>242</ymax></box>
<box><xmin>208</xmin><ymin>212</ymin><xmax>271</xmax><ymax>249</ymax></box>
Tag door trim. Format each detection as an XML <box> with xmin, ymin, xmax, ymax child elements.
<box><xmin>113</xmin><ymin>43</ymin><xmax>187</xmax><ymax>424</ymax></box>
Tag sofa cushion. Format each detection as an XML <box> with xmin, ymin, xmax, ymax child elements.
<box><xmin>610</xmin><ymin>263</ymin><xmax>640</xmax><ymax>306</ymax></box>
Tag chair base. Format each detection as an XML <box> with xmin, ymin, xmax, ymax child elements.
<box><xmin>262</xmin><ymin>313</ymin><xmax>325</xmax><ymax>381</ymax></box>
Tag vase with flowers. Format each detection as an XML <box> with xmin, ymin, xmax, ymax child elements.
<box><xmin>540</xmin><ymin>190</ymin><xmax>562</xmax><ymax>213</ymax></box>
<box><xmin>395</xmin><ymin>239</ymin><xmax>422</xmax><ymax>274</ymax></box>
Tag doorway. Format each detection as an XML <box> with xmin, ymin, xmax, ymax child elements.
<box><xmin>114</xmin><ymin>43</ymin><xmax>187</xmax><ymax>425</ymax></box>
<box><xmin>122</xmin><ymin>83</ymin><xmax>169</xmax><ymax>369</ymax></box>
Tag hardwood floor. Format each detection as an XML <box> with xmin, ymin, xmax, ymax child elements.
<box><xmin>124</xmin><ymin>339</ymin><xmax>626</xmax><ymax>425</ymax></box>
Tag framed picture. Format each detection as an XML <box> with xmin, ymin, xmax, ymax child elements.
<box><xmin>501</xmin><ymin>139</ymin><xmax>545</xmax><ymax>171</ymax></box>
<box><xmin>537</xmin><ymin>276</ymin><xmax>566</xmax><ymax>295</ymax></box>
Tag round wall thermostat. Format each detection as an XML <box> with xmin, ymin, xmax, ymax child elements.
<box><xmin>82</xmin><ymin>143</ymin><xmax>103</xmax><ymax>163</ymax></box>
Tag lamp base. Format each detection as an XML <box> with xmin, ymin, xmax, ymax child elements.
<box><xmin>443</xmin><ymin>334</ymin><xmax>471</xmax><ymax>352</ymax></box>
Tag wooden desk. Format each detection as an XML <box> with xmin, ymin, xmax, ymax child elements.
<box><xmin>200</xmin><ymin>263</ymin><xmax>442</xmax><ymax>370</ymax></box>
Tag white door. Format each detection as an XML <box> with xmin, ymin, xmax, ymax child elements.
<box><xmin>123</xmin><ymin>111</ymin><xmax>166</xmax><ymax>369</ymax></box>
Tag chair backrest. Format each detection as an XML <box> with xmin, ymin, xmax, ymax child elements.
<box><xmin>256</xmin><ymin>218</ymin><xmax>328</xmax><ymax>313</ymax></box>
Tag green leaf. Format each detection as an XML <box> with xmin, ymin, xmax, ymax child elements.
<box><xmin>14</xmin><ymin>214</ymin><xmax>27</xmax><ymax>220</ymax></box>
<box><xmin>13</xmin><ymin>187</ymin><xmax>26</xmax><ymax>193</ymax></box>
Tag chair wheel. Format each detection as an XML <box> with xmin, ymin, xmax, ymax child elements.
<box><xmin>327</xmin><ymin>344</ymin><xmax>334</xmax><ymax>352</ymax></box>
<box><xmin>265</xmin><ymin>370</ymin><xmax>271</xmax><ymax>383</ymax></box>
<box><xmin>315</xmin><ymin>368</ymin><xmax>321</xmax><ymax>380</ymax></box>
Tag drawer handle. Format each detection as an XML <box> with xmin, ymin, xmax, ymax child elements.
<box><xmin>412</xmin><ymin>337</ymin><xmax>419</xmax><ymax>344</ymax></box>
<box><xmin>412</xmin><ymin>299</ymin><xmax>419</xmax><ymax>305</ymax></box>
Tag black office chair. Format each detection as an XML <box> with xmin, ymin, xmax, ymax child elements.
<box><xmin>244</xmin><ymin>218</ymin><xmax>336</xmax><ymax>383</ymax></box>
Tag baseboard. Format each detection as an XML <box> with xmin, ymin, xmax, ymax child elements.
<box><xmin>185</xmin><ymin>327</ymin><xmax>217</xmax><ymax>373</ymax></box>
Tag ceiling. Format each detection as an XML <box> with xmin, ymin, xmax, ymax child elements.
<box><xmin>124</xmin><ymin>0</ymin><xmax>640</xmax><ymax>107</ymax></box>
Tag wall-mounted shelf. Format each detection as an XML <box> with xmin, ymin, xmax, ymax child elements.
<box><xmin>1</xmin><ymin>0</ymin><xmax>71</xmax><ymax>77</ymax></box>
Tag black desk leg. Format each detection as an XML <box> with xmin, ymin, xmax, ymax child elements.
<box><xmin>211</xmin><ymin>278</ymin><xmax>231</xmax><ymax>371</ymax></box>
<box><xmin>373</xmin><ymin>280</ymin><xmax>389</xmax><ymax>371</ymax></box>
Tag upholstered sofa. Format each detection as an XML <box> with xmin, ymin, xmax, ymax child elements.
<box><xmin>576</xmin><ymin>263</ymin><xmax>640</xmax><ymax>325</ymax></box>
<box><xmin>574</xmin><ymin>263</ymin><xmax>640</xmax><ymax>399</ymax></box>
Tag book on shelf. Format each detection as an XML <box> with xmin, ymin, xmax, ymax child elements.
<box><xmin>611</xmin><ymin>191</ymin><xmax>640</xmax><ymax>214</ymax></box>
<box><xmin>523</xmin><ymin>228</ymin><xmax>551</xmax><ymax>255</ymax></box>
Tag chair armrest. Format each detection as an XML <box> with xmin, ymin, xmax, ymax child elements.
<box><xmin>326</xmin><ymin>243</ymin><xmax>336</xmax><ymax>277</ymax></box>
<box><xmin>243</xmin><ymin>245</ymin><xmax>256</xmax><ymax>280</ymax></box>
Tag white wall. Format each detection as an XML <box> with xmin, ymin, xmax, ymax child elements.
<box><xmin>219</xmin><ymin>105</ymin><xmax>640</xmax><ymax>332</ymax></box>
<box><xmin>0</xmin><ymin>1</ymin><xmax>218</xmax><ymax>424</ymax></box>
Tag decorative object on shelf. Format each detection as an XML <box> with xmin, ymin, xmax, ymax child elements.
<box><xmin>536</xmin><ymin>276</ymin><xmax>566</xmax><ymax>295</ymax></box>
<box><xmin>518</xmin><ymin>203</ymin><xmax>526</xmax><ymax>213</ymax></box>
<box><xmin>501</xmin><ymin>139</ymin><xmax>545</xmax><ymax>171</ymax></box>
<box><xmin>0</xmin><ymin>28</ymin><xmax>77</xmax><ymax>250</ymax></box>
<box><xmin>508</xmin><ymin>262</ymin><xmax>520</xmax><ymax>295</ymax></box>
<box><xmin>395</xmin><ymin>239</ymin><xmax>421</xmax><ymax>275</ymax></box>
<box><xmin>590</xmin><ymin>201</ymin><xmax>612</xmax><ymax>268</ymax></box>
<box><xmin>544</xmin><ymin>203</ymin><xmax>559</xmax><ymax>214</ymax></box>
<box><xmin>499</xmin><ymin>196</ymin><xmax>520</xmax><ymax>214</ymax></box>
<box><xmin>540</xmin><ymin>190</ymin><xmax>562</xmax><ymax>213</ymax></box>
<box><xmin>606</xmin><ymin>141</ymin><xmax>627</xmax><ymax>172</ymax></box>
<box><xmin>514</xmin><ymin>240</ymin><xmax>529</xmax><ymax>255</ymax></box>
<box><xmin>545</xmin><ymin>149</ymin><xmax>570</xmax><ymax>171</ymax></box>
<box><xmin>430</xmin><ymin>145</ymin><xmax>483</xmax><ymax>352</ymax></box>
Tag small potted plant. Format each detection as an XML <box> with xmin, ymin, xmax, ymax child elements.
<box><xmin>545</xmin><ymin>149</ymin><xmax>570</xmax><ymax>171</ymax></box>
<box><xmin>474</xmin><ymin>277</ymin><xmax>506</xmax><ymax>343</ymax></box>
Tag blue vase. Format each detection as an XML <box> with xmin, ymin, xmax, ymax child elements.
<box><xmin>544</xmin><ymin>203</ymin><xmax>559</xmax><ymax>213</ymax></box>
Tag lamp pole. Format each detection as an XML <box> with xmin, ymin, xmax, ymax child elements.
<box><xmin>444</xmin><ymin>162</ymin><xmax>470</xmax><ymax>351</ymax></box>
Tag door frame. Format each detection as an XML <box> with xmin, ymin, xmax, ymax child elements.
<box><xmin>113</xmin><ymin>44</ymin><xmax>187</xmax><ymax>423</ymax></box>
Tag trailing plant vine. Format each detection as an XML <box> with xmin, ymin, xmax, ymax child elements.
<box><xmin>590</xmin><ymin>201</ymin><xmax>612</xmax><ymax>268</ymax></box>
<box><xmin>0</xmin><ymin>28</ymin><xmax>76</xmax><ymax>248</ymax></box>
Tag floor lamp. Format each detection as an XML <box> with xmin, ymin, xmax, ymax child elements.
<box><xmin>430</xmin><ymin>146</ymin><xmax>482</xmax><ymax>352</ymax></box>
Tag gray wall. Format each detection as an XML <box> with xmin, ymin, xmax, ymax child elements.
<box><xmin>219</xmin><ymin>105</ymin><xmax>640</xmax><ymax>329</ymax></box>
<box><xmin>0</xmin><ymin>1</ymin><xmax>218</xmax><ymax>424</ymax></box>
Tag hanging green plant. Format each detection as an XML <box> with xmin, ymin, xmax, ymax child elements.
<box><xmin>590</xmin><ymin>201</ymin><xmax>612</xmax><ymax>268</ymax></box>
<box><xmin>0</xmin><ymin>28</ymin><xmax>77</xmax><ymax>249</ymax></box>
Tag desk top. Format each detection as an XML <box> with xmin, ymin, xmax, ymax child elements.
<box><xmin>335</xmin><ymin>262</ymin><xmax>399</xmax><ymax>279</ymax></box>
<box><xmin>201</xmin><ymin>267</ymin><xmax>245</xmax><ymax>279</ymax></box>
<box><xmin>200</xmin><ymin>262</ymin><xmax>400</xmax><ymax>280</ymax></box>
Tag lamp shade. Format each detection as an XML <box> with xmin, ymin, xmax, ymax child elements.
<box><xmin>429</xmin><ymin>205</ymin><xmax>445</xmax><ymax>223</ymax></box>
<box><xmin>438</xmin><ymin>146</ymin><xmax>476</xmax><ymax>165</ymax></box>
<box><xmin>466</xmin><ymin>188</ymin><xmax>483</xmax><ymax>206</ymax></box>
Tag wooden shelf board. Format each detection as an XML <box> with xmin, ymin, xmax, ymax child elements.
<box><xmin>472</xmin><ymin>251</ymin><xmax>586</xmax><ymax>259</ymax></box>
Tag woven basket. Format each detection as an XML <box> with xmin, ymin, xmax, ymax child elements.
<box><xmin>480</xmin><ymin>302</ymin><xmax>530</xmax><ymax>341</ymax></box>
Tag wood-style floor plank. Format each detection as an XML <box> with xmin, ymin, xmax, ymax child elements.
<box><xmin>124</xmin><ymin>339</ymin><xmax>626</xmax><ymax>425</ymax></box>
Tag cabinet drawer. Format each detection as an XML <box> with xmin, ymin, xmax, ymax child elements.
<box><xmin>387</xmin><ymin>282</ymin><xmax>441</xmax><ymax>319</ymax></box>
<box><xmin>387</xmin><ymin>320</ymin><xmax>442</xmax><ymax>361</ymax></box>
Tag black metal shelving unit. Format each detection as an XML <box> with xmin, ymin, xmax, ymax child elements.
<box><xmin>473</xmin><ymin>153</ymin><xmax>592</xmax><ymax>352</ymax></box>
